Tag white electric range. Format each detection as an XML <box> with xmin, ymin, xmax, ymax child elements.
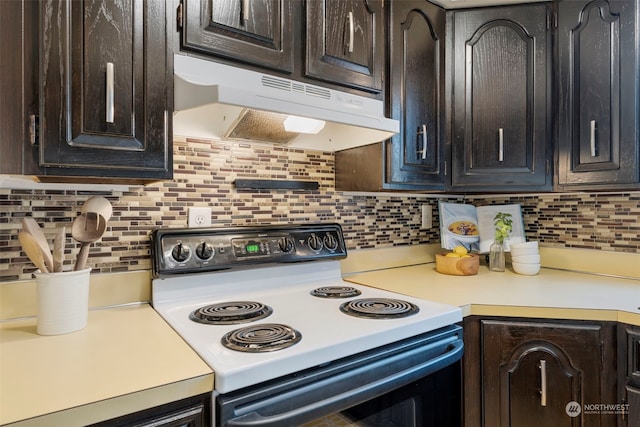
<box><xmin>151</xmin><ymin>223</ymin><xmax>463</xmax><ymax>426</ymax></box>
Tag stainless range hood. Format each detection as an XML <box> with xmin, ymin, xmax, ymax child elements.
<box><xmin>173</xmin><ymin>54</ymin><xmax>399</xmax><ymax>152</ymax></box>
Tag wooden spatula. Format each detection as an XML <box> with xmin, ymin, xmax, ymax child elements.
<box><xmin>21</xmin><ymin>217</ymin><xmax>54</xmax><ymax>273</ymax></box>
<box><xmin>18</xmin><ymin>231</ymin><xmax>49</xmax><ymax>273</ymax></box>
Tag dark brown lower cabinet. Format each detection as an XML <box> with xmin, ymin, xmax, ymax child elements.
<box><xmin>619</xmin><ymin>324</ymin><xmax>640</xmax><ymax>426</ymax></box>
<box><xmin>463</xmin><ymin>316</ymin><xmax>617</xmax><ymax>427</ymax></box>
<box><xmin>626</xmin><ymin>386</ymin><xmax>640</xmax><ymax>427</ymax></box>
<box><xmin>88</xmin><ymin>393</ymin><xmax>210</xmax><ymax>427</ymax></box>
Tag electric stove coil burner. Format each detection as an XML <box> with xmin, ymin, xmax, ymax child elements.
<box><xmin>340</xmin><ymin>298</ymin><xmax>420</xmax><ymax>319</ymax></box>
<box><xmin>221</xmin><ymin>323</ymin><xmax>302</xmax><ymax>353</ymax></box>
<box><xmin>189</xmin><ymin>301</ymin><xmax>273</xmax><ymax>325</ymax></box>
<box><xmin>310</xmin><ymin>286</ymin><xmax>362</xmax><ymax>298</ymax></box>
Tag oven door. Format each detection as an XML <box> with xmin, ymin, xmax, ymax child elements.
<box><xmin>216</xmin><ymin>324</ymin><xmax>463</xmax><ymax>427</ymax></box>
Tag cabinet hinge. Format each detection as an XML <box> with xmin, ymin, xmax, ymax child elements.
<box><xmin>28</xmin><ymin>114</ymin><xmax>39</xmax><ymax>146</ymax></box>
<box><xmin>176</xmin><ymin>2</ymin><xmax>183</xmax><ymax>30</ymax></box>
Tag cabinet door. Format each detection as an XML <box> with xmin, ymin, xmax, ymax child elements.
<box><xmin>627</xmin><ymin>385</ymin><xmax>640</xmax><ymax>427</ymax></box>
<box><xmin>0</xmin><ymin>0</ymin><xmax>39</xmax><ymax>175</ymax></box>
<box><xmin>620</xmin><ymin>324</ymin><xmax>640</xmax><ymax>426</ymax></box>
<box><xmin>481</xmin><ymin>319</ymin><xmax>612</xmax><ymax>427</ymax></box>
<box><xmin>181</xmin><ymin>0</ymin><xmax>294</xmax><ymax>73</ymax></box>
<box><xmin>451</xmin><ymin>4</ymin><xmax>551</xmax><ymax>191</ymax></box>
<box><xmin>39</xmin><ymin>0</ymin><xmax>171</xmax><ymax>179</ymax></box>
<box><xmin>556</xmin><ymin>0</ymin><xmax>639</xmax><ymax>189</ymax></box>
<box><xmin>306</xmin><ymin>0</ymin><xmax>383</xmax><ymax>93</ymax></box>
<box><xmin>385</xmin><ymin>0</ymin><xmax>447</xmax><ymax>189</ymax></box>
<box><xmin>89</xmin><ymin>394</ymin><xmax>209</xmax><ymax>426</ymax></box>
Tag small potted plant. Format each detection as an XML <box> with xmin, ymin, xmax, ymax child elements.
<box><xmin>490</xmin><ymin>212</ymin><xmax>513</xmax><ymax>271</ymax></box>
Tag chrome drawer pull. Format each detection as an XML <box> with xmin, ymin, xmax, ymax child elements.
<box><xmin>106</xmin><ymin>62</ymin><xmax>114</xmax><ymax>123</ymax></box>
<box><xmin>539</xmin><ymin>359</ymin><xmax>547</xmax><ymax>407</ymax></box>
<box><xmin>241</xmin><ymin>0</ymin><xmax>249</xmax><ymax>23</ymax></box>
<box><xmin>347</xmin><ymin>12</ymin><xmax>354</xmax><ymax>53</ymax></box>
<box><xmin>590</xmin><ymin>120</ymin><xmax>597</xmax><ymax>157</ymax></box>
<box><xmin>498</xmin><ymin>128</ymin><xmax>504</xmax><ymax>162</ymax></box>
<box><xmin>417</xmin><ymin>124</ymin><xmax>427</xmax><ymax>160</ymax></box>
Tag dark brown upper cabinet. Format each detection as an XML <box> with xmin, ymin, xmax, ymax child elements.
<box><xmin>451</xmin><ymin>4</ymin><xmax>552</xmax><ymax>192</ymax></box>
<box><xmin>385</xmin><ymin>0</ymin><xmax>447</xmax><ymax>189</ymax></box>
<box><xmin>38</xmin><ymin>0</ymin><xmax>172</xmax><ymax>180</ymax></box>
<box><xmin>335</xmin><ymin>0</ymin><xmax>446</xmax><ymax>191</ymax></box>
<box><xmin>180</xmin><ymin>0</ymin><xmax>295</xmax><ymax>73</ymax></box>
<box><xmin>305</xmin><ymin>0</ymin><xmax>384</xmax><ymax>93</ymax></box>
<box><xmin>0</xmin><ymin>0</ymin><xmax>39</xmax><ymax>176</ymax></box>
<box><xmin>556</xmin><ymin>0</ymin><xmax>639</xmax><ymax>190</ymax></box>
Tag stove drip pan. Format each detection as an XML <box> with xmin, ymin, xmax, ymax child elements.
<box><xmin>221</xmin><ymin>323</ymin><xmax>302</xmax><ymax>353</ymax></box>
<box><xmin>340</xmin><ymin>298</ymin><xmax>420</xmax><ymax>319</ymax></box>
<box><xmin>189</xmin><ymin>301</ymin><xmax>273</xmax><ymax>325</ymax></box>
<box><xmin>310</xmin><ymin>286</ymin><xmax>362</xmax><ymax>298</ymax></box>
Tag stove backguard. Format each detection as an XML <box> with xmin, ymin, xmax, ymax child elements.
<box><xmin>150</xmin><ymin>223</ymin><xmax>347</xmax><ymax>277</ymax></box>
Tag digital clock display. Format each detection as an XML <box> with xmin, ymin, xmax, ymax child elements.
<box><xmin>246</xmin><ymin>243</ymin><xmax>260</xmax><ymax>253</ymax></box>
<box><xmin>231</xmin><ymin>238</ymin><xmax>270</xmax><ymax>258</ymax></box>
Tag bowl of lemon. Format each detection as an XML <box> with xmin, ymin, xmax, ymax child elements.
<box><xmin>435</xmin><ymin>246</ymin><xmax>479</xmax><ymax>276</ymax></box>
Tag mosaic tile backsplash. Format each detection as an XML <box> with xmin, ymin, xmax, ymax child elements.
<box><xmin>1</xmin><ymin>136</ymin><xmax>639</xmax><ymax>280</ymax></box>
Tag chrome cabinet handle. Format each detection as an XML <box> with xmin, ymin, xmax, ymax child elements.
<box><xmin>417</xmin><ymin>124</ymin><xmax>427</xmax><ymax>160</ymax></box>
<box><xmin>498</xmin><ymin>128</ymin><xmax>504</xmax><ymax>162</ymax></box>
<box><xmin>539</xmin><ymin>360</ymin><xmax>547</xmax><ymax>407</ymax></box>
<box><xmin>106</xmin><ymin>62</ymin><xmax>114</xmax><ymax>123</ymax></box>
<box><xmin>590</xmin><ymin>120</ymin><xmax>597</xmax><ymax>157</ymax></box>
<box><xmin>241</xmin><ymin>0</ymin><xmax>249</xmax><ymax>23</ymax></box>
<box><xmin>347</xmin><ymin>11</ymin><xmax>354</xmax><ymax>53</ymax></box>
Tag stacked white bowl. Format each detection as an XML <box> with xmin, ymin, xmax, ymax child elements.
<box><xmin>510</xmin><ymin>241</ymin><xmax>540</xmax><ymax>275</ymax></box>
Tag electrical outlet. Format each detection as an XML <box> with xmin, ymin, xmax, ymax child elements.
<box><xmin>188</xmin><ymin>207</ymin><xmax>212</xmax><ymax>228</ymax></box>
<box><xmin>421</xmin><ymin>204</ymin><xmax>432</xmax><ymax>229</ymax></box>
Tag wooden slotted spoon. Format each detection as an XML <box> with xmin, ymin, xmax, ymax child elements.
<box><xmin>81</xmin><ymin>196</ymin><xmax>113</xmax><ymax>221</ymax></box>
<box><xmin>71</xmin><ymin>212</ymin><xmax>107</xmax><ymax>271</ymax></box>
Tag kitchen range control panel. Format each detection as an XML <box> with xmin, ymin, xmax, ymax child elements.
<box><xmin>151</xmin><ymin>224</ymin><xmax>347</xmax><ymax>276</ymax></box>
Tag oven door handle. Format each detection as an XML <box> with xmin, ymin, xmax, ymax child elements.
<box><xmin>226</xmin><ymin>339</ymin><xmax>463</xmax><ymax>427</ymax></box>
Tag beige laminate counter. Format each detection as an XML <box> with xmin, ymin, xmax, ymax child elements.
<box><xmin>1</xmin><ymin>247</ymin><xmax>638</xmax><ymax>425</ymax></box>
<box><xmin>345</xmin><ymin>263</ymin><xmax>640</xmax><ymax>326</ymax></box>
<box><xmin>0</xmin><ymin>304</ymin><xmax>213</xmax><ymax>427</ymax></box>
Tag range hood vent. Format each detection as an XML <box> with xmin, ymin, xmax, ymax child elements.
<box><xmin>261</xmin><ymin>76</ymin><xmax>331</xmax><ymax>100</ymax></box>
<box><xmin>173</xmin><ymin>54</ymin><xmax>399</xmax><ymax>152</ymax></box>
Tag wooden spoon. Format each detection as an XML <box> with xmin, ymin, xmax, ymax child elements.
<box><xmin>53</xmin><ymin>226</ymin><xmax>65</xmax><ymax>272</ymax></box>
<box><xmin>21</xmin><ymin>217</ymin><xmax>54</xmax><ymax>273</ymax></box>
<box><xmin>18</xmin><ymin>231</ymin><xmax>49</xmax><ymax>273</ymax></box>
<box><xmin>72</xmin><ymin>212</ymin><xmax>107</xmax><ymax>271</ymax></box>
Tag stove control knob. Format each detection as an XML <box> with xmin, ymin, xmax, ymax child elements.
<box><xmin>308</xmin><ymin>233</ymin><xmax>323</xmax><ymax>252</ymax></box>
<box><xmin>323</xmin><ymin>233</ymin><xmax>339</xmax><ymax>251</ymax></box>
<box><xmin>195</xmin><ymin>242</ymin><xmax>214</xmax><ymax>260</ymax></box>
<box><xmin>278</xmin><ymin>237</ymin><xmax>295</xmax><ymax>253</ymax></box>
<box><xmin>171</xmin><ymin>243</ymin><xmax>191</xmax><ymax>263</ymax></box>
